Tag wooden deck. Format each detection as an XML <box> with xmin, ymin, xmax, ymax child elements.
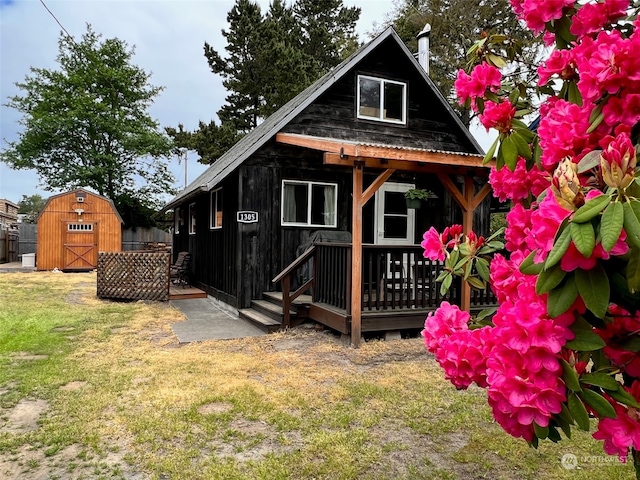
<box><xmin>169</xmin><ymin>285</ymin><xmax>207</xmax><ymax>300</ymax></box>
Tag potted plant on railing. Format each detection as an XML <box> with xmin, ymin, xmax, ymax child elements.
<box><xmin>404</xmin><ymin>189</ymin><xmax>436</xmax><ymax>209</ymax></box>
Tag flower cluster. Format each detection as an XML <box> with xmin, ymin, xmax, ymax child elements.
<box><xmin>423</xmin><ymin>0</ymin><xmax>640</xmax><ymax>467</ymax></box>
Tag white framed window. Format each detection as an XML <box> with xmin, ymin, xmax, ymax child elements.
<box><xmin>210</xmin><ymin>188</ymin><xmax>223</xmax><ymax>229</ymax></box>
<box><xmin>281</xmin><ymin>180</ymin><xmax>337</xmax><ymax>228</ymax></box>
<box><xmin>67</xmin><ymin>223</ymin><xmax>93</xmax><ymax>232</ymax></box>
<box><xmin>174</xmin><ymin>207</ymin><xmax>182</xmax><ymax>234</ymax></box>
<box><xmin>357</xmin><ymin>75</ymin><xmax>407</xmax><ymax>124</ymax></box>
<box><xmin>189</xmin><ymin>203</ymin><xmax>196</xmax><ymax>235</ymax></box>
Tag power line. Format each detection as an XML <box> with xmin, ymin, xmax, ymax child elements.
<box><xmin>38</xmin><ymin>0</ymin><xmax>76</xmax><ymax>44</ymax></box>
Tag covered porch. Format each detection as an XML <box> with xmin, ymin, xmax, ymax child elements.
<box><xmin>273</xmin><ymin>133</ymin><xmax>495</xmax><ymax>345</ymax></box>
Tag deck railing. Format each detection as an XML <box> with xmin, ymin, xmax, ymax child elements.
<box><xmin>273</xmin><ymin>243</ymin><xmax>497</xmax><ymax>322</ymax></box>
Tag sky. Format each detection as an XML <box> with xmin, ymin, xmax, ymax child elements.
<box><xmin>0</xmin><ymin>0</ymin><xmax>493</xmax><ymax>205</ymax></box>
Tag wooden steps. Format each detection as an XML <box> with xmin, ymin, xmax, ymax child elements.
<box><xmin>238</xmin><ymin>292</ymin><xmax>312</xmax><ymax>333</ymax></box>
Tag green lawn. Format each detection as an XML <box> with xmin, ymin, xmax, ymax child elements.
<box><xmin>0</xmin><ymin>272</ymin><xmax>634</xmax><ymax>479</ymax></box>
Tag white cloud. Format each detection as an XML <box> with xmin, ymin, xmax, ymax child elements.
<box><xmin>0</xmin><ymin>0</ymin><xmax>492</xmax><ymax>204</ymax></box>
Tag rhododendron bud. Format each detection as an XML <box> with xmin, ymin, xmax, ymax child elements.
<box><xmin>600</xmin><ymin>132</ymin><xmax>637</xmax><ymax>189</ymax></box>
<box><xmin>551</xmin><ymin>158</ymin><xmax>584</xmax><ymax>210</ymax></box>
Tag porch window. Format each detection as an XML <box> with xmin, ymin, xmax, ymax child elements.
<box><xmin>210</xmin><ymin>188</ymin><xmax>223</xmax><ymax>229</ymax></box>
<box><xmin>357</xmin><ymin>75</ymin><xmax>406</xmax><ymax>124</ymax></box>
<box><xmin>189</xmin><ymin>203</ymin><xmax>196</xmax><ymax>235</ymax></box>
<box><xmin>281</xmin><ymin>180</ymin><xmax>337</xmax><ymax>228</ymax></box>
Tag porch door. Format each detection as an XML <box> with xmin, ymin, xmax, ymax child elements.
<box><xmin>374</xmin><ymin>183</ymin><xmax>416</xmax><ymax>292</ymax></box>
<box><xmin>374</xmin><ymin>182</ymin><xmax>415</xmax><ymax>245</ymax></box>
<box><xmin>63</xmin><ymin>222</ymin><xmax>98</xmax><ymax>270</ymax></box>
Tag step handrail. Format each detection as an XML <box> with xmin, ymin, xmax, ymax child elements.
<box><xmin>272</xmin><ymin>245</ymin><xmax>317</xmax><ymax>328</ymax></box>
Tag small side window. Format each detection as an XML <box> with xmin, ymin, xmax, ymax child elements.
<box><xmin>210</xmin><ymin>188</ymin><xmax>223</xmax><ymax>229</ymax></box>
<box><xmin>189</xmin><ymin>203</ymin><xmax>196</xmax><ymax>235</ymax></box>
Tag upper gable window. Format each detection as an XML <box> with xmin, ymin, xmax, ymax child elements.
<box><xmin>357</xmin><ymin>75</ymin><xmax>406</xmax><ymax>124</ymax></box>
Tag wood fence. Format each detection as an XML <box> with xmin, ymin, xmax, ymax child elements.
<box><xmin>15</xmin><ymin>224</ymin><xmax>171</xmax><ymax>256</ymax></box>
<box><xmin>0</xmin><ymin>228</ymin><xmax>19</xmax><ymax>263</ymax></box>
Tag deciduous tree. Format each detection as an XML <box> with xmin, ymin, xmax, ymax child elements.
<box><xmin>1</xmin><ymin>25</ymin><xmax>175</xmax><ymax>226</ymax></box>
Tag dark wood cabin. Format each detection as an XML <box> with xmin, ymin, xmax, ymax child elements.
<box><xmin>162</xmin><ymin>27</ymin><xmax>495</xmax><ymax>344</ymax></box>
<box><xmin>37</xmin><ymin>188</ymin><xmax>123</xmax><ymax>271</ymax></box>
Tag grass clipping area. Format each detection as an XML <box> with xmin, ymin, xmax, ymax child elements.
<box><xmin>0</xmin><ymin>272</ymin><xmax>634</xmax><ymax>480</ymax></box>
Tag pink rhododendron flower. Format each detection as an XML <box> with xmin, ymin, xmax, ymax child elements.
<box><xmin>537</xmin><ymin>100</ymin><xmax>593</xmax><ymax>170</ymax></box>
<box><xmin>489</xmin><ymin>157</ymin><xmax>549</xmax><ymax>203</ymax></box>
<box><xmin>530</xmin><ymin>194</ymin><xmax>572</xmax><ymax>263</ymax></box>
<box><xmin>559</xmin><ymin>234</ymin><xmax>629</xmax><ymax>271</ymax></box>
<box><xmin>510</xmin><ymin>0</ymin><xmax>577</xmax><ymax>33</ymax></box>
<box><xmin>504</xmin><ymin>203</ymin><xmax>535</xmax><ymax>254</ymax></box>
<box><xmin>479</xmin><ymin>100</ymin><xmax>516</xmax><ymax>133</ymax></box>
<box><xmin>596</xmin><ymin>306</ymin><xmax>640</xmax><ymax>379</ymax></box>
<box><xmin>434</xmin><ymin>327</ymin><xmax>493</xmax><ymax>389</ymax></box>
<box><xmin>421</xmin><ymin>227</ymin><xmax>446</xmax><ymax>262</ymax></box>
<box><xmin>455</xmin><ymin>63</ymin><xmax>502</xmax><ymax>107</ymax></box>
<box><xmin>538</xmin><ymin>49</ymin><xmax>576</xmax><ymax>86</ymax></box>
<box><xmin>593</xmin><ymin>382</ymin><xmax>640</xmax><ymax>457</ymax></box>
<box><xmin>422</xmin><ymin>301</ymin><xmax>470</xmax><ymax>352</ymax></box>
<box><xmin>602</xmin><ymin>92</ymin><xmax>640</xmax><ymax>128</ymax></box>
<box><xmin>570</xmin><ymin>0</ymin><xmax>629</xmax><ymax>38</ymax></box>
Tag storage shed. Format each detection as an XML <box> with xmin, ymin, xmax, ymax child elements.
<box><xmin>37</xmin><ymin>188</ymin><xmax>123</xmax><ymax>271</ymax></box>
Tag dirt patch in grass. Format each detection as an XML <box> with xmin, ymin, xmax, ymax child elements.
<box><xmin>59</xmin><ymin>381</ymin><xmax>88</xmax><ymax>391</ymax></box>
<box><xmin>0</xmin><ymin>398</ymin><xmax>49</xmax><ymax>433</ymax></box>
<box><xmin>9</xmin><ymin>352</ymin><xmax>49</xmax><ymax>361</ymax></box>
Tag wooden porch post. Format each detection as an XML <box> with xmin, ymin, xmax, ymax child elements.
<box><xmin>437</xmin><ymin>173</ymin><xmax>492</xmax><ymax>312</ymax></box>
<box><xmin>351</xmin><ymin>162</ymin><xmax>364</xmax><ymax>347</ymax></box>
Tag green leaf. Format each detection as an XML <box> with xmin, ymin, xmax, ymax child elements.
<box><xmin>556</xmin><ymin>404</ymin><xmax>574</xmax><ymax>438</ymax></box>
<box><xmin>467</xmin><ymin>276</ymin><xmax>486</xmax><ymax>290</ymax></box>
<box><xmin>627</xmin><ymin>247</ymin><xmax>640</xmax><ymax>293</ymax></box>
<box><xmin>534</xmin><ymin>422</ymin><xmax>549</xmax><ymax>439</ymax></box>
<box><xmin>565</xmin><ymin>329</ymin><xmax>607</xmax><ymax>351</ymax></box>
<box><xmin>577</xmin><ymin>150</ymin><xmax>602</xmax><ymax>173</ymax></box>
<box><xmin>440</xmin><ymin>274</ymin><xmax>453</xmax><ymax>296</ymax></box>
<box><xmin>623</xmin><ymin>201</ymin><xmax>640</xmax><ymax>249</ymax></box>
<box><xmin>572</xmin><ymin>195</ymin><xmax>611</xmax><ymax>223</ymax></box>
<box><xmin>574</xmin><ymin>263</ymin><xmax>610</xmax><ymax>319</ymax></box>
<box><xmin>510</xmin><ymin>130</ymin><xmax>532</xmax><ymax>161</ymax></box>
<box><xmin>567</xmin><ymin>80</ymin><xmax>582</xmax><ymax>106</ymax></box>
<box><xmin>580</xmin><ymin>389</ymin><xmax>617</xmax><ymax>419</ymax></box>
<box><xmin>483</xmin><ymin>136</ymin><xmax>499</xmax><ymax>164</ymax></box>
<box><xmin>620</xmin><ymin>335</ymin><xmax>640</xmax><ymax>353</ymax></box>
<box><xmin>570</xmin><ymin>221</ymin><xmax>595</xmax><ymax>258</ymax></box>
<box><xmin>536</xmin><ymin>264</ymin><xmax>566</xmax><ymax>294</ymax></box>
<box><xmin>519</xmin><ymin>250</ymin><xmax>544</xmax><ymax>275</ymax></box>
<box><xmin>567</xmin><ymin>392</ymin><xmax>591</xmax><ymax>431</ymax></box>
<box><xmin>587</xmin><ymin>102</ymin><xmax>604</xmax><ymax>134</ymax></box>
<box><xmin>501</xmin><ymin>135</ymin><xmax>519</xmax><ymax>171</ymax></box>
<box><xmin>545</xmin><ymin>224</ymin><xmax>572</xmax><ymax>270</ymax></box>
<box><xmin>560</xmin><ymin>358</ymin><xmax>582</xmax><ymax>392</ymax></box>
<box><xmin>547</xmin><ymin>274</ymin><xmax>578</xmax><ymax>318</ymax></box>
<box><xmin>608</xmin><ymin>387</ymin><xmax>640</xmax><ymax>408</ymax></box>
<box><xmin>475</xmin><ymin>257</ymin><xmax>490</xmax><ymax>282</ymax></box>
<box><xmin>580</xmin><ymin>373</ymin><xmax>621</xmax><ymax>391</ymax></box>
<box><xmin>600</xmin><ymin>202</ymin><xmax>624</xmax><ymax>253</ymax></box>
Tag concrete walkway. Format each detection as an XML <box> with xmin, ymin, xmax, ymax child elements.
<box><xmin>170</xmin><ymin>296</ymin><xmax>265</xmax><ymax>343</ymax></box>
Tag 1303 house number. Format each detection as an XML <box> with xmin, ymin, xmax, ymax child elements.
<box><xmin>237</xmin><ymin>211</ymin><xmax>258</xmax><ymax>223</ymax></box>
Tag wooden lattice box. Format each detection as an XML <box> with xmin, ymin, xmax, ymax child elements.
<box><xmin>97</xmin><ymin>251</ymin><xmax>170</xmax><ymax>301</ymax></box>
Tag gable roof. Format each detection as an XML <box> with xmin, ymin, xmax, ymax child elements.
<box><xmin>37</xmin><ymin>188</ymin><xmax>124</xmax><ymax>223</ymax></box>
<box><xmin>162</xmin><ymin>26</ymin><xmax>483</xmax><ymax>212</ymax></box>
